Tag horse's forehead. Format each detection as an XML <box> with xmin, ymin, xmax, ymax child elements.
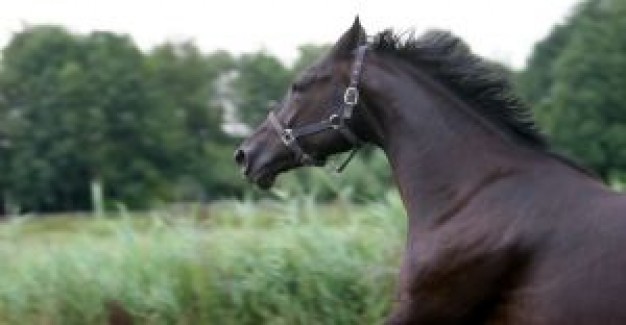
<box><xmin>296</xmin><ymin>65</ymin><xmax>333</xmax><ymax>84</ymax></box>
<box><xmin>305</xmin><ymin>56</ymin><xmax>336</xmax><ymax>76</ymax></box>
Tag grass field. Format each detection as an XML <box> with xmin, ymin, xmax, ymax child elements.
<box><xmin>0</xmin><ymin>193</ymin><xmax>406</xmax><ymax>324</ymax></box>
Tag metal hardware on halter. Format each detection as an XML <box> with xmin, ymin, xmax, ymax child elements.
<box><xmin>329</xmin><ymin>114</ymin><xmax>341</xmax><ymax>129</ymax></box>
<box><xmin>268</xmin><ymin>111</ymin><xmax>323</xmax><ymax>166</ymax></box>
<box><xmin>342</xmin><ymin>87</ymin><xmax>359</xmax><ymax>120</ymax></box>
<box><xmin>282</xmin><ymin>129</ymin><xmax>295</xmax><ymax>145</ymax></box>
<box><xmin>267</xmin><ymin>43</ymin><xmax>369</xmax><ymax>172</ymax></box>
<box><xmin>344</xmin><ymin>87</ymin><xmax>359</xmax><ymax>105</ymax></box>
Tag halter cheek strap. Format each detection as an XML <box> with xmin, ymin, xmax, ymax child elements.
<box><xmin>268</xmin><ymin>111</ymin><xmax>324</xmax><ymax>166</ymax></box>
<box><xmin>268</xmin><ymin>44</ymin><xmax>369</xmax><ymax>172</ymax></box>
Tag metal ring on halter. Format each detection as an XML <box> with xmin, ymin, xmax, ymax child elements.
<box><xmin>282</xmin><ymin>129</ymin><xmax>295</xmax><ymax>145</ymax></box>
<box><xmin>329</xmin><ymin>114</ymin><xmax>341</xmax><ymax>129</ymax></box>
<box><xmin>343</xmin><ymin>87</ymin><xmax>359</xmax><ymax>106</ymax></box>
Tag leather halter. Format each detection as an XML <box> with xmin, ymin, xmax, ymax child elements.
<box><xmin>268</xmin><ymin>44</ymin><xmax>368</xmax><ymax>173</ymax></box>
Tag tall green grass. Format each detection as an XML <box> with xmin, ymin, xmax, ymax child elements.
<box><xmin>0</xmin><ymin>193</ymin><xmax>406</xmax><ymax>324</ymax></box>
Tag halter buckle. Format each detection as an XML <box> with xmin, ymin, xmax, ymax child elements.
<box><xmin>329</xmin><ymin>114</ymin><xmax>341</xmax><ymax>129</ymax></box>
<box><xmin>343</xmin><ymin>87</ymin><xmax>359</xmax><ymax>106</ymax></box>
<box><xmin>282</xmin><ymin>129</ymin><xmax>295</xmax><ymax>145</ymax></box>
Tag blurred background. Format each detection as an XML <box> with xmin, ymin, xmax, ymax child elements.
<box><xmin>0</xmin><ymin>0</ymin><xmax>624</xmax><ymax>323</ymax></box>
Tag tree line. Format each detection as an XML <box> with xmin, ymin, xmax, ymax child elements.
<box><xmin>1</xmin><ymin>0</ymin><xmax>625</xmax><ymax>213</ymax></box>
<box><xmin>0</xmin><ymin>26</ymin><xmax>331</xmax><ymax>212</ymax></box>
<box><xmin>517</xmin><ymin>0</ymin><xmax>626</xmax><ymax>182</ymax></box>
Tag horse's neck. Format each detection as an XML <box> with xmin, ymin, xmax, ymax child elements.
<box><xmin>386</xmin><ymin>132</ymin><xmax>520</xmax><ymax>227</ymax></box>
<box><xmin>361</xmin><ymin>59</ymin><xmax>529</xmax><ymax>226</ymax></box>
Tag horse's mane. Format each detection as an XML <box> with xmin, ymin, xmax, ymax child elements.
<box><xmin>370</xmin><ymin>29</ymin><xmax>599</xmax><ymax>178</ymax></box>
<box><xmin>371</xmin><ymin>29</ymin><xmax>547</xmax><ymax>149</ymax></box>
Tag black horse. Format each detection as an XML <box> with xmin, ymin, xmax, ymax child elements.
<box><xmin>235</xmin><ymin>18</ymin><xmax>626</xmax><ymax>324</ymax></box>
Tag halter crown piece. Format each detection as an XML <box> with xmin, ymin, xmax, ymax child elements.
<box><xmin>268</xmin><ymin>44</ymin><xmax>369</xmax><ymax>173</ymax></box>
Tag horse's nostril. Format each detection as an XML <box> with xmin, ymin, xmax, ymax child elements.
<box><xmin>234</xmin><ymin>148</ymin><xmax>246</xmax><ymax>165</ymax></box>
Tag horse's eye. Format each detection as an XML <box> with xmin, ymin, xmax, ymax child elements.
<box><xmin>291</xmin><ymin>75</ymin><xmax>317</xmax><ymax>93</ymax></box>
<box><xmin>291</xmin><ymin>82</ymin><xmax>306</xmax><ymax>93</ymax></box>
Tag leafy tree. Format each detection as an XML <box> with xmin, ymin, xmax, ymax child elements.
<box><xmin>0</xmin><ymin>90</ymin><xmax>8</xmax><ymax>214</ymax></box>
<box><xmin>518</xmin><ymin>0</ymin><xmax>626</xmax><ymax>180</ymax></box>
<box><xmin>146</xmin><ymin>43</ymin><xmax>243</xmax><ymax>200</ymax></box>
<box><xmin>233</xmin><ymin>52</ymin><xmax>291</xmax><ymax>126</ymax></box>
<box><xmin>0</xmin><ymin>27</ymin><xmax>184</xmax><ymax>211</ymax></box>
<box><xmin>1</xmin><ymin>26</ymin><xmax>85</xmax><ymax>211</ymax></box>
<box><xmin>147</xmin><ymin>44</ymin><xmax>232</xmax><ymax>141</ymax></box>
<box><xmin>516</xmin><ymin>18</ymin><xmax>581</xmax><ymax>107</ymax></box>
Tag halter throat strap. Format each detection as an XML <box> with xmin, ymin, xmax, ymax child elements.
<box><xmin>268</xmin><ymin>44</ymin><xmax>369</xmax><ymax>171</ymax></box>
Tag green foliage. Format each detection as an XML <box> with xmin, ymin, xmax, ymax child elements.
<box><xmin>518</xmin><ymin>0</ymin><xmax>626</xmax><ymax>178</ymax></box>
<box><xmin>516</xmin><ymin>23</ymin><xmax>577</xmax><ymax>106</ymax></box>
<box><xmin>232</xmin><ymin>52</ymin><xmax>292</xmax><ymax>126</ymax></box>
<box><xmin>0</xmin><ymin>196</ymin><xmax>405</xmax><ymax>324</ymax></box>
<box><xmin>0</xmin><ymin>89</ymin><xmax>9</xmax><ymax>214</ymax></box>
<box><xmin>0</xmin><ymin>27</ymin><xmax>248</xmax><ymax>211</ymax></box>
<box><xmin>0</xmin><ymin>27</ymin><xmax>184</xmax><ymax>210</ymax></box>
<box><xmin>145</xmin><ymin>43</ymin><xmax>243</xmax><ymax>199</ymax></box>
<box><xmin>291</xmin><ymin>44</ymin><xmax>331</xmax><ymax>74</ymax></box>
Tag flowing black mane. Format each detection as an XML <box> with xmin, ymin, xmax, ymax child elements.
<box><xmin>371</xmin><ymin>29</ymin><xmax>547</xmax><ymax>148</ymax></box>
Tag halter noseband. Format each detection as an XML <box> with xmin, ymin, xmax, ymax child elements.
<box><xmin>268</xmin><ymin>44</ymin><xmax>369</xmax><ymax>173</ymax></box>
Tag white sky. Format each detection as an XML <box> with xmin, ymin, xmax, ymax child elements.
<box><xmin>0</xmin><ymin>0</ymin><xmax>582</xmax><ymax>69</ymax></box>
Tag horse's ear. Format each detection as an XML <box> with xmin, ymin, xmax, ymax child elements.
<box><xmin>332</xmin><ymin>16</ymin><xmax>367</xmax><ymax>59</ymax></box>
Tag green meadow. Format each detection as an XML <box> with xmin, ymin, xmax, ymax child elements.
<box><xmin>0</xmin><ymin>193</ymin><xmax>406</xmax><ymax>324</ymax></box>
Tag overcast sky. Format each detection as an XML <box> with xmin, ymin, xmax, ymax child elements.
<box><xmin>0</xmin><ymin>0</ymin><xmax>582</xmax><ymax>69</ymax></box>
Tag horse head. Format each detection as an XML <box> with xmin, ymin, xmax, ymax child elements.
<box><xmin>234</xmin><ymin>18</ymin><xmax>371</xmax><ymax>189</ymax></box>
